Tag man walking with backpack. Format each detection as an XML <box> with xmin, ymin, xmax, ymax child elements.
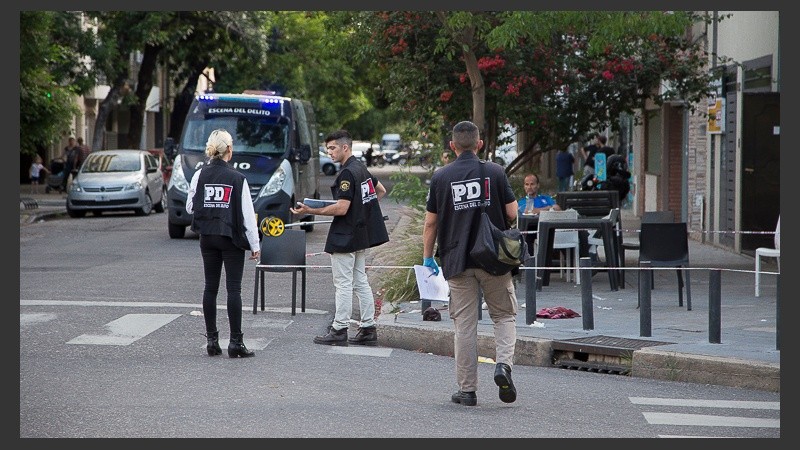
<box><xmin>421</xmin><ymin>120</ymin><xmax>520</xmax><ymax>407</ymax></box>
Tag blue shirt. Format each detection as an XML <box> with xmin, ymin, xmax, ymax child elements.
<box><xmin>517</xmin><ymin>194</ymin><xmax>556</xmax><ymax>215</ymax></box>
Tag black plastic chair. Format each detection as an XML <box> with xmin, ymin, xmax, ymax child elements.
<box><xmin>253</xmin><ymin>229</ymin><xmax>307</xmax><ymax>316</ymax></box>
<box><xmin>638</xmin><ymin>222</ymin><xmax>691</xmax><ymax>310</ymax></box>
<box><xmin>620</xmin><ymin>210</ymin><xmax>675</xmax><ymax>287</ymax></box>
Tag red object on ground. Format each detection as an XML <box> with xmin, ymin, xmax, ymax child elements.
<box><xmin>536</xmin><ymin>306</ymin><xmax>580</xmax><ymax>319</ymax></box>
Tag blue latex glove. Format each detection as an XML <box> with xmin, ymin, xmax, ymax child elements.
<box><xmin>423</xmin><ymin>257</ymin><xmax>440</xmax><ymax>276</ymax></box>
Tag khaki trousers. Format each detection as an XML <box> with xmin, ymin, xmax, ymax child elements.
<box><xmin>447</xmin><ymin>268</ymin><xmax>517</xmax><ymax>392</ymax></box>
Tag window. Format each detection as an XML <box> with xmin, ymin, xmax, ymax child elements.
<box><xmin>743</xmin><ymin>55</ymin><xmax>773</xmax><ymax>92</ymax></box>
<box><xmin>645</xmin><ymin>109</ymin><xmax>662</xmax><ymax>175</ymax></box>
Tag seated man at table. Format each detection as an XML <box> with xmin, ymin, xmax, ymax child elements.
<box><xmin>517</xmin><ymin>173</ymin><xmax>561</xmax><ymax>216</ymax></box>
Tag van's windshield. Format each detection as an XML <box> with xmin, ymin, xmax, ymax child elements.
<box><xmin>182</xmin><ymin>116</ymin><xmax>288</xmax><ymax>156</ymax></box>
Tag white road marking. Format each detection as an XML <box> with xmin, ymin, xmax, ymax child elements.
<box><xmin>67</xmin><ymin>313</ymin><xmax>181</xmax><ymax>346</ymax></box>
<box><xmin>642</xmin><ymin>412</ymin><xmax>779</xmax><ymax>428</ymax></box>
<box><xmin>327</xmin><ymin>346</ymin><xmax>393</xmax><ymax>357</ymax></box>
<box><xmin>203</xmin><ymin>338</ymin><xmax>273</xmax><ymax>351</ymax></box>
<box><xmin>20</xmin><ymin>299</ymin><xmax>328</xmax><ymax>315</ymax></box>
<box><xmin>657</xmin><ymin>435</ymin><xmax>726</xmax><ymax>438</ymax></box>
<box><xmin>20</xmin><ymin>313</ymin><xmax>57</xmax><ymax>327</ymax></box>
<box><xmin>250</xmin><ymin>318</ymin><xmax>293</xmax><ymax>330</ymax></box>
<box><xmin>630</xmin><ymin>397</ymin><xmax>779</xmax><ymax>410</ymax></box>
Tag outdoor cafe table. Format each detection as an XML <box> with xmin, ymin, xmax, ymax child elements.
<box><xmin>535</xmin><ymin>216</ymin><xmax>620</xmax><ymax>291</ymax></box>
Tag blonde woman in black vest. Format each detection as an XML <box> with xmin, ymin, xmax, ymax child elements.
<box><xmin>187</xmin><ymin>129</ymin><xmax>260</xmax><ymax>358</ymax></box>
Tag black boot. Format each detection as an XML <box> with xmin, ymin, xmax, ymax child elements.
<box><xmin>313</xmin><ymin>326</ymin><xmax>348</xmax><ymax>346</ymax></box>
<box><xmin>494</xmin><ymin>363</ymin><xmax>517</xmax><ymax>403</ymax></box>
<box><xmin>205</xmin><ymin>331</ymin><xmax>222</xmax><ymax>356</ymax></box>
<box><xmin>228</xmin><ymin>332</ymin><xmax>255</xmax><ymax>358</ymax></box>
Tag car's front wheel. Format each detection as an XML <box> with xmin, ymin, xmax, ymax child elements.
<box><xmin>135</xmin><ymin>193</ymin><xmax>153</xmax><ymax>216</ymax></box>
<box><xmin>66</xmin><ymin>206</ymin><xmax>85</xmax><ymax>218</ymax></box>
<box><xmin>154</xmin><ymin>191</ymin><xmax>166</xmax><ymax>213</ymax></box>
<box><xmin>322</xmin><ymin>163</ymin><xmax>336</xmax><ymax>176</ymax></box>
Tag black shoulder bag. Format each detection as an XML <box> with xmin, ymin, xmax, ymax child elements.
<box><xmin>468</xmin><ymin>160</ymin><xmax>528</xmax><ymax>276</ymax></box>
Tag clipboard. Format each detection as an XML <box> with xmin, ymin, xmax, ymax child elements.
<box><xmin>302</xmin><ymin>198</ymin><xmax>336</xmax><ymax>209</ymax></box>
<box><xmin>413</xmin><ymin>265</ymin><xmax>449</xmax><ymax>302</ymax></box>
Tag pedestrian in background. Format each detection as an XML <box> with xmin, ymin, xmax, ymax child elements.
<box><xmin>291</xmin><ymin>129</ymin><xmax>389</xmax><ymax>346</ymax></box>
<box><xmin>186</xmin><ymin>129</ymin><xmax>261</xmax><ymax>358</ymax></box>
<box><xmin>556</xmin><ymin>146</ymin><xmax>575</xmax><ymax>192</ymax></box>
<box><xmin>422</xmin><ymin>120</ymin><xmax>519</xmax><ymax>407</ymax></box>
<box><xmin>29</xmin><ymin>155</ymin><xmax>49</xmax><ymax>193</ymax></box>
<box><xmin>61</xmin><ymin>136</ymin><xmax>80</xmax><ymax>191</ymax></box>
<box><xmin>76</xmin><ymin>137</ymin><xmax>91</xmax><ymax>167</ymax></box>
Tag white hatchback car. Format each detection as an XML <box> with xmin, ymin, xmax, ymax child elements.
<box><xmin>66</xmin><ymin>149</ymin><xmax>166</xmax><ymax>217</ymax></box>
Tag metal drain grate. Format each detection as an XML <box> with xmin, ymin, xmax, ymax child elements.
<box><xmin>551</xmin><ymin>335</ymin><xmax>674</xmax><ymax>375</ymax></box>
<box><xmin>20</xmin><ymin>198</ymin><xmax>39</xmax><ymax>210</ymax></box>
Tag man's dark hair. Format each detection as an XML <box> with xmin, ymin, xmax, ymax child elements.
<box><xmin>597</xmin><ymin>134</ymin><xmax>607</xmax><ymax>145</ymax></box>
<box><xmin>451</xmin><ymin>121</ymin><xmax>480</xmax><ymax>151</ymax></box>
<box><xmin>325</xmin><ymin>129</ymin><xmax>352</xmax><ymax>146</ymax></box>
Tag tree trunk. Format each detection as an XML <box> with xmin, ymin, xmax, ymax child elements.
<box><xmin>127</xmin><ymin>44</ymin><xmax>162</xmax><ymax>149</ymax></box>
<box><xmin>92</xmin><ymin>72</ymin><xmax>128</xmax><ymax>151</ymax></box>
<box><xmin>436</xmin><ymin>13</ymin><xmax>486</xmax><ymax>143</ymax></box>
<box><xmin>168</xmin><ymin>61</ymin><xmax>208</xmax><ymax>142</ymax></box>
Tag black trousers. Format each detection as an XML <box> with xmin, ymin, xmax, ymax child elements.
<box><xmin>199</xmin><ymin>234</ymin><xmax>245</xmax><ymax>335</ymax></box>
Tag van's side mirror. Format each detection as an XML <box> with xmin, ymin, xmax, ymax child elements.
<box><xmin>296</xmin><ymin>144</ymin><xmax>311</xmax><ymax>164</ymax></box>
<box><xmin>164</xmin><ymin>137</ymin><xmax>176</xmax><ymax>159</ymax></box>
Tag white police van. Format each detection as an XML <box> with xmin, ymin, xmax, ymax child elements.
<box><xmin>166</xmin><ymin>92</ymin><xmax>320</xmax><ymax>238</ymax></box>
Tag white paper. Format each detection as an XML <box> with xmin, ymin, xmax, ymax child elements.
<box><xmin>414</xmin><ymin>265</ymin><xmax>450</xmax><ymax>302</ymax></box>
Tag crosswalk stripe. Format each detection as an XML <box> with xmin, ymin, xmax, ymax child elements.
<box><xmin>202</xmin><ymin>338</ymin><xmax>273</xmax><ymax>351</ymax></box>
<box><xmin>657</xmin><ymin>435</ymin><xmax>726</xmax><ymax>438</ymax></box>
<box><xmin>20</xmin><ymin>313</ymin><xmax>57</xmax><ymax>327</ymax></box>
<box><xmin>21</xmin><ymin>299</ymin><xmax>328</xmax><ymax>315</ymax></box>
<box><xmin>643</xmin><ymin>412</ymin><xmax>780</xmax><ymax>428</ymax></box>
<box><xmin>327</xmin><ymin>346</ymin><xmax>393</xmax><ymax>357</ymax></box>
<box><xmin>67</xmin><ymin>313</ymin><xmax>181</xmax><ymax>346</ymax></box>
<box><xmin>630</xmin><ymin>397</ymin><xmax>779</xmax><ymax>410</ymax></box>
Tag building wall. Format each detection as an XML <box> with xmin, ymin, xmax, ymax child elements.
<box><xmin>631</xmin><ymin>11</ymin><xmax>779</xmax><ymax>254</ymax></box>
<box><xmin>666</xmin><ymin>106</ymin><xmax>683</xmax><ymax>217</ymax></box>
<box><xmin>716</xmin><ymin>11</ymin><xmax>778</xmax><ymax>70</ymax></box>
<box><xmin>686</xmin><ymin>108</ymin><xmax>708</xmax><ymax>242</ymax></box>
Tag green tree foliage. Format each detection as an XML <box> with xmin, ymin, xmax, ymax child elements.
<box><xmin>19</xmin><ymin>11</ymin><xmax>95</xmax><ymax>156</ymax></box>
<box><xmin>340</xmin><ymin>11</ymin><xmax>719</xmax><ymax>175</ymax></box>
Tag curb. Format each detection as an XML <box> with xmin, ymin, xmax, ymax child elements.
<box><xmin>20</xmin><ymin>209</ymin><xmax>66</xmax><ymax>225</ymax></box>
<box><xmin>375</xmin><ymin>319</ymin><xmax>780</xmax><ymax>393</ymax></box>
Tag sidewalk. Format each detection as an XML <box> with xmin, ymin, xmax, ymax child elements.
<box><xmin>19</xmin><ymin>185</ymin><xmax>780</xmax><ymax>392</ymax></box>
<box><xmin>376</xmin><ymin>206</ymin><xmax>780</xmax><ymax>392</ymax></box>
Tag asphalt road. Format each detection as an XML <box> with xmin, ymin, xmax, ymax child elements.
<box><xmin>18</xmin><ymin>165</ymin><xmax>780</xmax><ymax>439</ymax></box>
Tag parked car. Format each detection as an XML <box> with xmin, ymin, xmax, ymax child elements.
<box><xmin>319</xmin><ymin>149</ymin><xmax>341</xmax><ymax>176</ymax></box>
<box><xmin>66</xmin><ymin>149</ymin><xmax>166</xmax><ymax>218</ymax></box>
<box><xmin>147</xmin><ymin>148</ymin><xmax>173</xmax><ymax>187</ymax></box>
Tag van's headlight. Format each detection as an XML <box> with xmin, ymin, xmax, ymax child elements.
<box><xmin>169</xmin><ymin>155</ymin><xmax>190</xmax><ymax>193</ymax></box>
<box><xmin>257</xmin><ymin>159</ymin><xmax>294</xmax><ymax>199</ymax></box>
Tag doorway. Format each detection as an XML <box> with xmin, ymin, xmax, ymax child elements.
<box><xmin>740</xmin><ymin>92</ymin><xmax>780</xmax><ymax>253</ymax></box>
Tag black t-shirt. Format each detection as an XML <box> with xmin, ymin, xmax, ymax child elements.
<box><xmin>65</xmin><ymin>146</ymin><xmax>81</xmax><ymax>168</ymax></box>
<box><xmin>584</xmin><ymin>144</ymin><xmax>615</xmax><ymax>168</ymax></box>
<box><xmin>583</xmin><ymin>144</ymin><xmax>600</xmax><ymax>168</ymax></box>
<box><xmin>426</xmin><ymin>152</ymin><xmax>516</xmax><ymax>279</ymax></box>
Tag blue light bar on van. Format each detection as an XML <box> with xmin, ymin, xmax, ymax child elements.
<box><xmin>197</xmin><ymin>94</ymin><xmax>285</xmax><ymax>115</ymax></box>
